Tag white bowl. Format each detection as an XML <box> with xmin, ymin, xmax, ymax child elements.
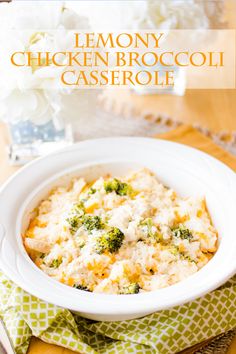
<box><xmin>0</xmin><ymin>137</ymin><xmax>236</xmax><ymax>321</ymax></box>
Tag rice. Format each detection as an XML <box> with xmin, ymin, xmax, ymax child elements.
<box><xmin>23</xmin><ymin>168</ymin><xmax>217</xmax><ymax>294</ymax></box>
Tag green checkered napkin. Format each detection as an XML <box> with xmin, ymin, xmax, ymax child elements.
<box><xmin>0</xmin><ymin>272</ymin><xmax>235</xmax><ymax>354</ymax></box>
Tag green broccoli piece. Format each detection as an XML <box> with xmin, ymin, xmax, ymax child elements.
<box><xmin>104</xmin><ymin>178</ymin><xmax>131</xmax><ymax>196</ymax></box>
<box><xmin>72</xmin><ymin>202</ymin><xmax>85</xmax><ymax>215</ymax></box>
<box><xmin>181</xmin><ymin>254</ymin><xmax>196</xmax><ymax>263</ymax></box>
<box><xmin>140</xmin><ymin>218</ymin><xmax>154</xmax><ymax>237</ymax></box>
<box><xmin>67</xmin><ymin>201</ymin><xmax>104</xmax><ymax>234</ymax></box>
<box><xmin>73</xmin><ymin>284</ymin><xmax>91</xmax><ymax>292</ymax></box>
<box><xmin>120</xmin><ymin>283</ymin><xmax>140</xmax><ymax>294</ymax></box>
<box><xmin>81</xmin><ymin>215</ymin><xmax>104</xmax><ymax>232</ymax></box>
<box><xmin>49</xmin><ymin>258</ymin><xmax>62</xmax><ymax>268</ymax></box>
<box><xmin>88</xmin><ymin>187</ymin><xmax>96</xmax><ymax>195</ymax></box>
<box><xmin>76</xmin><ymin>238</ymin><xmax>86</xmax><ymax>249</ymax></box>
<box><xmin>140</xmin><ymin>218</ymin><xmax>163</xmax><ymax>242</ymax></box>
<box><xmin>66</xmin><ymin>202</ymin><xmax>85</xmax><ymax>234</ymax></box>
<box><xmin>170</xmin><ymin>246</ymin><xmax>179</xmax><ymax>255</ymax></box>
<box><xmin>95</xmin><ymin>227</ymin><xmax>124</xmax><ymax>254</ymax></box>
<box><xmin>172</xmin><ymin>225</ymin><xmax>193</xmax><ymax>240</ymax></box>
<box><xmin>66</xmin><ymin>214</ymin><xmax>82</xmax><ymax>234</ymax></box>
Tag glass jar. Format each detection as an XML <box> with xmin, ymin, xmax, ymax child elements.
<box><xmin>7</xmin><ymin>119</ymin><xmax>73</xmax><ymax>165</ymax></box>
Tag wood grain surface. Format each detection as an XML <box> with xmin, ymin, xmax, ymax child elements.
<box><xmin>0</xmin><ymin>124</ymin><xmax>235</xmax><ymax>354</ymax></box>
<box><xmin>101</xmin><ymin>0</ymin><xmax>236</xmax><ymax>136</ymax></box>
<box><xmin>102</xmin><ymin>89</ymin><xmax>236</xmax><ymax>135</ymax></box>
<box><xmin>1</xmin><ymin>2</ymin><xmax>236</xmax><ymax>352</ymax></box>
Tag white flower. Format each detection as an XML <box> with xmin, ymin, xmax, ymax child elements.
<box><xmin>0</xmin><ymin>1</ymin><xmax>88</xmax><ymax>30</ymax></box>
<box><xmin>0</xmin><ymin>89</ymin><xmax>52</xmax><ymax>125</ymax></box>
<box><xmin>147</xmin><ymin>0</ymin><xmax>210</xmax><ymax>29</ymax></box>
<box><xmin>0</xmin><ymin>1</ymin><xmax>96</xmax><ymax>126</ymax></box>
<box><xmin>67</xmin><ymin>0</ymin><xmax>225</xmax><ymax>30</ymax></box>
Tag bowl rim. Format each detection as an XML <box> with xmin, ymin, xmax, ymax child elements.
<box><xmin>0</xmin><ymin>136</ymin><xmax>236</xmax><ymax>317</ymax></box>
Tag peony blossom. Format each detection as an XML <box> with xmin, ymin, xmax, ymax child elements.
<box><xmin>67</xmin><ymin>0</ymin><xmax>225</xmax><ymax>30</ymax></box>
<box><xmin>0</xmin><ymin>1</ymin><xmax>96</xmax><ymax>126</ymax></box>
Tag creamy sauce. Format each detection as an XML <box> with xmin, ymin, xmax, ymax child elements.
<box><xmin>23</xmin><ymin>169</ymin><xmax>217</xmax><ymax>294</ymax></box>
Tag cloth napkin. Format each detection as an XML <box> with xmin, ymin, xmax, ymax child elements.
<box><xmin>0</xmin><ymin>271</ymin><xmax>235</xmax><ymax>354</ymax></box>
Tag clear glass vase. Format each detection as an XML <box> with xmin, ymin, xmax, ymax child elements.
<box><xmin>8</xmin><ymin>119</ymin><xmax>73</xmax><ymax>165</ymax></box>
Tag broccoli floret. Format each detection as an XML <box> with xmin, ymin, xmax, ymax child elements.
<box><xmin>172</xmin><ymin>225</ymin><xmax>193</xmax><ymax>240</ymax></box>
<box><xmin>76</xmin><ymin>238</ymin><xmax>86</xmax><ymax>249</ymax></box>
<box><xmin>67</xmin><ymin>207</ymin><xmax>104</xmax><ymax>235</ymax></box>
<box><xmin>66</xmin><ymin>214</ymin><xmax>82</xmax><ymax>234</ymax></box>
<box><xmin>104</xmin><ymin>178</ymin><xmax>131</xmax><ymax>196</ymax></box>
<box><xmin>120</xmin><ymin>283</ymin><xmax>140</xmax><ymax>294</ymax></box>
<box><xmin>140</xmin><ymin>218</ymin><xmax>154</xmax><ymax>237</ymax></box>
<box><xmin>181</xmin><ymin>254</ymin><xmax>196</xmax><ymax>263</ymax></box>
<box><xmin>49</xmin><ymin>258</ymin><xmax>62</xmax><ymax>268</ymax></box>
<box><xmin>73</xmin><ymin>284</ymin><xmax>91</xmax><ymax>292</ymax></box>
<box><xmin>140</xmin><ymin>218</ymin><xmax>163</xmax><ymax>242</ymax></box>
<box><xmin>170</xmin><ymin>246</ymin><xmax>179</xmax><ymax>255</ymax></box>
<box><xmin>95</xmin><ymin>227</ymin><xmax>124</xmax><ymax>254</ymax></box>
<box><xmin>81</xmin><ymin>215</ymin><xmax>104</xmax><ymax>232</ymax></box>
<box><xmin>66</xmin><ymin>202</ymin><xmax>85</xmax><ymax>234</ymax></box>
<box><xmin>104</xmin><ymin>178</ymin><xmax>120</xmax><ymax>193</ymax></box>
<box><xmin>72</xmin><ymin>202</ymin><xmax>85</xmax><ymax>215</ymax></box>
<box><xmin>88</xmin><ymin>187</ymin><xmax>96</xmax><ymax>195</ymax></box>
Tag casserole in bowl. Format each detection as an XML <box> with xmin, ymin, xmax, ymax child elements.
<box><xmin>0</xmin><ymin>137</ymin><xmax>235</xmax><ymax>321</ymax></box>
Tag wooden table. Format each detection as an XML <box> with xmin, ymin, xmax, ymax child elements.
<box><xmin>0</xmin><ymin>124</ymin><xmax>236</xmax><ymax>354</ymax></box>
<box><xmin>102</xmin><ymin>89</ymin><xmax>236</xmax><ymax>135</ymax></box>
<box><xmin>99</xmin><ymin>0</ymin><xmax>236</xmax><ymax>137</ymax></box>
<box><xmin>0</xmin><ymin>2</ymin><xmax>236</xmax><ymax>351</ymax></box>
